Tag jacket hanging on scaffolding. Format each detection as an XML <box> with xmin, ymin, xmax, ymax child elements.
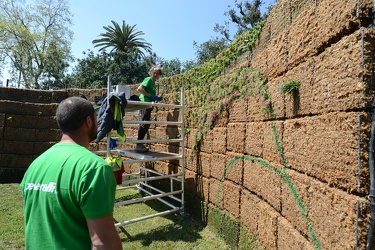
<box><xmin>95</xmin><ymin>92</ymin><xmax>127</xmax><ymax>143</ymax></box>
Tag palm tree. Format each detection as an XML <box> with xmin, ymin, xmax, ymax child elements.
<box><xmin>92</xmin><ymin>20</ymin><xmax>152</xmax><ymax>58</ymax></box>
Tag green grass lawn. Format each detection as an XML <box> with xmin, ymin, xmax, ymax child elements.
<box><xmin>0</xmin><ymin>184</ymin><xmax>230</xmax><ymax>250</ymax></box>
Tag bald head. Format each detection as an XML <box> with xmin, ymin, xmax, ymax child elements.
<box><xmin>56</xmin><ymin>97</ymin><xmax>95</xmax><ymax>133</ymax></box>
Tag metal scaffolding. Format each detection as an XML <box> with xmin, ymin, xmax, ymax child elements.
<box><xmin>95</xmin><ymin>76</ymin><xmax>185</xmax><ymax>227</ymax></box>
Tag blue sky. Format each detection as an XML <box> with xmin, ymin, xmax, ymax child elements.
<box><xmin>70</xmin><ymin>0</ymin><xmax>275</xmax><ymax>62</ymax></box>
<box><xmin>1</xmin><ymin>0</ymin><xmax>276</xmax><ymax>86</ymax></box>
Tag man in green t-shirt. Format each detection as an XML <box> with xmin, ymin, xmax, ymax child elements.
<box><xmin>136</xmin><ymin>65</ymin><xmax>163</xmax><ymax>153</ymax></box>
<box><xmin>20</xmin><ymin>97</ymin><xmax>122</xmax><ymax>250</ymax></box>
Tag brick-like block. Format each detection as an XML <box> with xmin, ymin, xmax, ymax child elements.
<box><xmin>212</xmin><ymin>127</ymin><xmax>227</xmax><ymax>154</ymax></box>
<box><xmin>283</xmin><ymin>59</ymin><xmax>315</xmax><ymax>118</ymax></box>
<box><xmin>257</xmin><ymin>201</ymin><xmax>278</xmax><ymax>250</ymax></box>
<box><xmin>4</xmin><ymin>127</ymin><xmax>36</xmax><ymax>141</ymax></box>
<box><xmin>6</xmin><ymin>115</ymin><xmax>58</xmax><ymax>130</ymax></box>
<box><xmin>166</xmin><ymin>125</ymin><xmax>179</xmax><ymax>140</ymax></box>
<box><xmin>34</xmin><ymin>142</ymin><xmax>54</xmax><ymax>155</ymax></box>
<box><xmin>283</xmin><ymin>112</ymin><xmax>370</xmax><ymax>193</ymax></box>
<box><xmin>34</xmin><ymin>129</ymin><xmax>61</xmax><ymax>143</ymax></box>
<box><xmin>200</xmin><ymin>130</ymin><xmax>213</xmax><ymax>153</ymax></box>
<box><xmin>184</xmin><ymin>148</ymin><xmax>198</xmax><ymax>173</ymax></box>
<box><xmin>266</xmin><ymin>78</ymin><xmax>285</xmax><ymax>119</ymax></box>
<box><xmin>186</xmin><ymin>128</ymin><xmax>198</xmax><ymax>149</ymax></box>
<box><xmin>278</xmin><ymin>216</ymin><xmax>315</xmax><ymax>250</ymax></box>
<box><xmin>122</xmin><ymin>162</ymin><xmax>139</xmax><ymax>175</ymax></box>
<box><xmin>3</xmin><ymin>140</ymin><xmax>34</xmax><ymax>155</ymax></box>
<box><xmin>267</xmin><ymin>31</ymin><xmax>288</xmax><ymax>78</ymax></box>
<box><xmin>153</xmin><ymin>161</ymin><xmax>170</xmax><ymax>175</ymax></box>
<box><xmin>243</xmin><ymin>159</ymin><xmax>282</xmax><ymax>212</ymax></box>
<box><xmin>240</xmin><ymin>189</ymin><xmax>261</xmax><ymax>235</ymax></box>
<box><xmin>0</xmin><ymin>113</ymin><xmax>6</xmax><ymax>127</ymax></box>
<box><xmin>197</xmin><ymin>152</ymin><xmax>210</xmax><ymax>177</ymax></box>
<box><xmin>166</xmin><ymin>109</ymin><xmax>180</xmax><ymax>123</ymax></box>
<box><xmin>247</xmin><ymin>94</ymin><xmax>265</xmax><ymax>122</ymax></box>
<box><xmin>226</xmin><ymin>123</ymin><xmax>245</xmax><ymax>153</ymax></box>
<box><xmin>287</xmin><ymin>2</ymin><xmax>316</xmax><ymax>69</ymax></box>
<box><xmin>1</xmin><ymin>101</ymin><xmax>58</xmax><ymax>116</ymax></box>
<box><xmin>225</xmin><ymin>152</ymin><xmax>243</xmax><ymax>184</ymax></box>
<box><xmin>184</xmin><ymin>169</ymin><xmax>197</xmax><ymax>195</ymax></box>
<box><xmin>1</xmin><ymin>154</ymin><xmax>34</xmax><ymax>169</ymax></box>
<box><xmin>223</xmin><ymin>181</ymin><xmax>241</xmax><ymax>217</ymax></box>
<box><xmin>268</xmin><ymin>0</ymin><xmax>291</xmax><ymax>37</ymax></box>
<box><xmin>209</xmin><ymin>178</ymin><xmax>223</xmax><ymax>208</ymax></box>
<box><xmin>228</xmin><ymin>99</ymin><xmax>248</xmax><ymax>123</ymax></box>
<box><xmin>210</xmin><ymin>153</ymin><xmax>226</xmax><ymax>180</ymax></box>
<box><xmin>155</xmin><ymin>126</ymin><xmax>167</xmax><ymax>140</ymax></box>
<box><xmin>196</xmin><ymin>175</ymin><xmax>209</xmax><ymax>203</ymax></box>
<box><xmin>315</xmin><ymin>0</ymin><xmax>370</xmax><ymax>54</ymax></box>
<box><xmin>313</xmin><ymin>30</ymin><xmax>367</xmax><ymax>114</ymax></box>
<box><xmin>263</xmin><ymin>121</ymin><xmax>284</xmax><ymax>166</ymax></box>
<box><xmin>184</xmin><ymin>148</ymin><xmax>197</xmax><ymax>172</ymax></box>
<box><xmin>245</xmin><ymin>122</ymin><xmax>263</xmax><ymax>157</ymax></box>
<box><xmin>154</xmin><ymin>126</ymin><xmax>175</xmax><ymax>142</ymax></box>
<box><xmin>281</xmin><ymin>169</ymin><xmax>310</xmax><ymax>236</ymax></box>
<box><xmin>89</xmin><ymin>141</ymin><xmax>105</xmax><ymax>152</ymax></box>
<box><xmin>214</xmin><ymin>109</ymin><xmax>229</xmax><ymax>127</ymax></box>
<box><xmin>0</xmin><ymin>87</ymin><xmax>57</xmax><ymax>103</ymax></box>
<box><xmin>309</xmin><ymin>180</ymin><xmax>370</xmax><ymax>250</ymax></box>
<box><xmin>250</xmin><ymin>47</ymin><xmax>268</xmax><ymax>78</ymax></box>
<box><xmin>156</xmin><ymin>110</ymin><xmax>169</xmax><ymax>122</ymax></box>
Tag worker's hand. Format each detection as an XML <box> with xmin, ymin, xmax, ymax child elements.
<box><xmin>150</xmin><ymin>94</ymin><xmax>163</xmax><ymax>101</ymax></box>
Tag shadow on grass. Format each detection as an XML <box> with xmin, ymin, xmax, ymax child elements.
<box><xmin>116</xmin><ymin>217</ymin><xmax>203</xmax><ymax>247</ymax></box>
<box><xmin>113</xmin><ymin>188</ymin><xmax>205</xmax><ymax>247</ymax></box>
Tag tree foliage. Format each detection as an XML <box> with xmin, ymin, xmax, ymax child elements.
<box><xmin>193</xmin><ymin>37</ymin><xmax>227</xmax><ymax>65</ymax></box>
<box><xmin>92</xmin><ymin>20</ymin><xmax>152</xmax><ymax>58</ymax></box>
<box><xmin>214</xmin><ymin>0</ymin><xmax>269</xmax><ymax>41</ymax></box>
<box><xmin>158</xmin><ymin>57</ymin><xmax>197</xmax><ymax>77</ymax></box>
<box><xmin>66</xmin><ymin>50</ymin><xmax>156</xmax><ymax>89</ymax></box>
<box><xmin>82</xmin><ymin>20</ymin><xmax>156</xmax><ymax>87</ymax></box>
<box><xmin>0</xmin><ymin>0</ymin><xmax>73</xmax><ymax>89</ymax></box>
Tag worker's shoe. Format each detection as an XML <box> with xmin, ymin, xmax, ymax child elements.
<box><xmin>135</xmin><ymin>143</ymin><xmax>149</xmax><ymax>153</ymax></box>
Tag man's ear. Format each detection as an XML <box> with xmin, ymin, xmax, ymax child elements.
<box><xmin>86</xmin><ymin>116</ymin><xmax>93</xmax><ymax>128</ymax></box>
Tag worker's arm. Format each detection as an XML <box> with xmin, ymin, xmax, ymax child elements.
<box><xmin>137</xmin><ymin>84</ymin><xmax>162</xmax><ymax>101</ymax></box>
<box><xmin>86</xmin><ymin>214</ymin><xmax>122</xmax><ymax>250</ymax></box>
<box><xmin>137</xmin><ymin>84</ymin><xmax>150</xmax><ymax>97</ymax></box>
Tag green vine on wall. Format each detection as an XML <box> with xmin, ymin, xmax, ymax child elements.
<box><xmin>159</xmin><ymin>21</ymin><xmax>264</xmax><ymax>98</ymax></box>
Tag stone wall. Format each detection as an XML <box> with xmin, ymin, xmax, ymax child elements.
<box><xmin>0</xmin><ymin>88</ymin><xmax>107</xmax><ymax>182</ymax></box>
<box><xmin>160</xmin><ymin>0</ymin><xmax>375</xmax><ymax>249</ymax></box>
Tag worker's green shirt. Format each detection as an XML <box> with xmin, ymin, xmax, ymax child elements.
<box><xmin>139</xmin><ymin>76</ymin><xmax>156</xmax><ymax>102</ymax></box>
<box><xmin>20</xmin><ymin>143</ymin><xmax>117</xmax><ymax>250</ymax></box>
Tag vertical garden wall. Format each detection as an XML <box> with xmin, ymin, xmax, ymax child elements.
<box><xmin>157</xmin><ymin>0</ymin><xmax>375</xmax><ymax>249</ymax></box>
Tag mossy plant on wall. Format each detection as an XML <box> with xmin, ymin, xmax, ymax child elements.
<box><xmin>279</xmin><ymin>80</ymin><xmax>301</xmax><ymax>96</ymax></box>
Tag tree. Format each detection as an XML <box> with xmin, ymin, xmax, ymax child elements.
<box><xmin>92</xmin><ymin>20</ymin><xmax>152</xmax><ymax>58</ymax></box>
<box><xmin>91</xmin><ymin>20</ymin><xmax>154</xmax><ymax>85</ymax></box>
<box><xmin>214</xmin><ymin>0</ymin><xmax>267</xmax><ymax>41</ymax></box>
<box><xmin>193</xmin><ymin>37</ymin><xmax>227</xmax><ymax>65</ymax></box>
<box><xmin>0</xmin><ymin>0</ymin><xmax>73</xmax><ymax>89</ymax></box>
<box><xmin>66</xmin><ymin>50</ymin><xmax>154</xmax><ymax>89</ymax></box>
<box><xmin>67</xmin><ymin>50</ymin><xmax>110</xmax><ymax>89</ymax></box>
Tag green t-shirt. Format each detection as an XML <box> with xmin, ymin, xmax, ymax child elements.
<box><xmin>20</xmin><ymin>143</ymin><xmax>117</xmax><ymax>250</ymax></box>
<box><xmin>139</xmin><ymin>76</ymin><xmax>156</xmax><ymax>102</ymax></box>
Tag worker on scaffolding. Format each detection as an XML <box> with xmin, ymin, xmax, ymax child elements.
<box><xmin>136</xmin><ymin>65</ymin><xmax>163</xmax><ymax>153</ymax></box>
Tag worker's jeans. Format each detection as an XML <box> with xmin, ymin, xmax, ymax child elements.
<box><xmin>137</xmin><ymin>107</ymin><xmax>153</xmax><ymax>140</ymax></box>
